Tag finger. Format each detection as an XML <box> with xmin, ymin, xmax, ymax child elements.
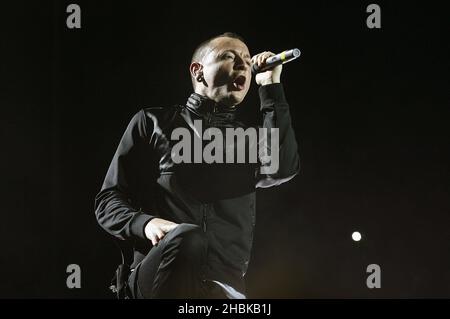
<box><xmin>251</xmin><ymin>53</ymin><xmax>260</xmax><ymax>64</ymax></box>
<box><xmin>260</xmin><ymin>52</ymin><xmax>274</xmax><ymax>66</ymax></box>
<box><xmin>257</xmin><ymin>52</ymin><xmax>267</xmax><ymax>66</ymax></box>
<box><xmin>252</xmin><ymin>53</ymin><xmax>262</xmax><ymax>66</ymax></box>
<box><xmin>161</xmin><ymin>223</ymin><xmax>178</xmax><ymax>233</ymax></box>
<box><xmin>149</xmin><ymin>234</ymin><xmax>157</xmax><ymax>246</ymax></box>
<box><xmin>155</xmin><ymin>228</ymin><xmax>165</xmax><ymax>240</ymax></box>
<box><xmin>263</xmin><ymin>53</ymin><xmax>274</xmax><ymax>63</ymax></box>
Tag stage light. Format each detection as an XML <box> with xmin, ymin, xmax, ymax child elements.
<box><xmin>352</xmin><ymin>231</ymin><xmax>362</xmax><ymax>242</ymax></box>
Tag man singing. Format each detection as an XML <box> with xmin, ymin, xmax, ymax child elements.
<box><xmin>94</xmin><ymin>32</ymin><xmax>300</xmax><ymax>299</ymax></box>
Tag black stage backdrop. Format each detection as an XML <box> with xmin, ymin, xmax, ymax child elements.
<box><xmin>1</xmin><ymin>1</ymin><xmax>449</xmax><ymax>298</ymax></box>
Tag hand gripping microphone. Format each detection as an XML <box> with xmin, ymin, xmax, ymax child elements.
<box><xmin>251</xmin><ymin>48</ymin><xmax>301</xmax><ymax>74</ymax></box>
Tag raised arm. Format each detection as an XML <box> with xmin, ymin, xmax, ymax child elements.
<box><xmin>252</xmin><ymin>51</ymin><xmax>300</xmax><ymax>188</ymax></box>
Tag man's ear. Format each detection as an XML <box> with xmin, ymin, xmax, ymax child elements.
<box><xmin>190</xmin><ymin>62</ymin><xmax>203</xmax><ymax>82</ymax></box>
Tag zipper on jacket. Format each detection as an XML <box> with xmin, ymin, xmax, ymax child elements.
<box><xmin>207</xmin><ymin>111</ymin><xmax>212</xmax><ymax>125</ymax></box>
<box><xmin>202</xmin><ymin>204</ymin><xmax>207</xmax><ymax>232</ymax></box>
<box><xmin>206</xmin><ymin>104</ymin><xmax>217</xmax><ymax>125</ymax></box>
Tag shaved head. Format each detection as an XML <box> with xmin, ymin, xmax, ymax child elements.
<box><xmin>191</xmin><ymin>32</ymin><xmax>246</xmax><ymax>87</ymax></box>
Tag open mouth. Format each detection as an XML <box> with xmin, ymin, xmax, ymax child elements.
<box><xmin>232</xmin><ymin>75</ymin><xmax>246</xmax><ymax>91</ymax></box>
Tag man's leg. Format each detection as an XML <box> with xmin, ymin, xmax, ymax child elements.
<box><xmin>129</xmin><ymin>223</ymin><xmax>208</xmax><ymax>298</ymax></box>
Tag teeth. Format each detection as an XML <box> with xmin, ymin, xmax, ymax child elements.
<box><xmin>233</xmin><ymin>84</ymin><xmax>243</xmax><ymax>90</ymax></box>
<box><xmin>232</xmin><ymin>78</ymin><xmax>244</xmax><ymax>90</ymax></box>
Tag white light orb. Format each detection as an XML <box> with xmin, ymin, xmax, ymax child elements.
<box><xmin>352</xmin><ymin>231</ymin><xmax>362</xmax><ymax>242</ymax></box>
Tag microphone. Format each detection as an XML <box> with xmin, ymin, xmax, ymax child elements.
<box><xmin>251</xmin><ymin>48</ymin><xmax>301</xmax><ymax>74</ymax></box>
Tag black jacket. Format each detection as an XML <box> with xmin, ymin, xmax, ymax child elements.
<box><xmin>94</xmin><ymin>83</ymin><xmax>300</xmax><ymax>293</ymax></box>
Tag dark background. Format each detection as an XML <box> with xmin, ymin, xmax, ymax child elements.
<box><xmin>1</xmin><ymin>1</ymin><xmax>449</xmax><ymax>298</ymax></box>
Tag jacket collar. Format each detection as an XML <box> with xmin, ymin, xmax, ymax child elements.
<box><xmin>185</xmin><ymin>93</ymin><xmax>237</xmax><ymax>122</ymax></box>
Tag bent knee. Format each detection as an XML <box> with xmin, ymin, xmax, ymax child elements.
<box><xmin>173</xmin><ymin>223</ymin><xmax>202</xmax><ymax>236</ymax></box>
<box><xmin>171</xmin><ymin>224</ymin><xmax>206</xmax><ymax>256</ymax></box>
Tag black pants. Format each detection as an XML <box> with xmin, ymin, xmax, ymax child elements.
<box><xmin>127</xmin><ymin>223</ymin><xmax>227</xmax><ymax>299</ymax></box>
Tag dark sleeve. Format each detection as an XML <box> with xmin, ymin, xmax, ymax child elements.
<box><xmin>94</xmin><ymin>109</ymin><xmax>155</xmax><ymax>241</ymax></box>
<box><xmin>256</xmin><ymin>83</ymin><xmax>300</xmax><ymax>188</ymax></box>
